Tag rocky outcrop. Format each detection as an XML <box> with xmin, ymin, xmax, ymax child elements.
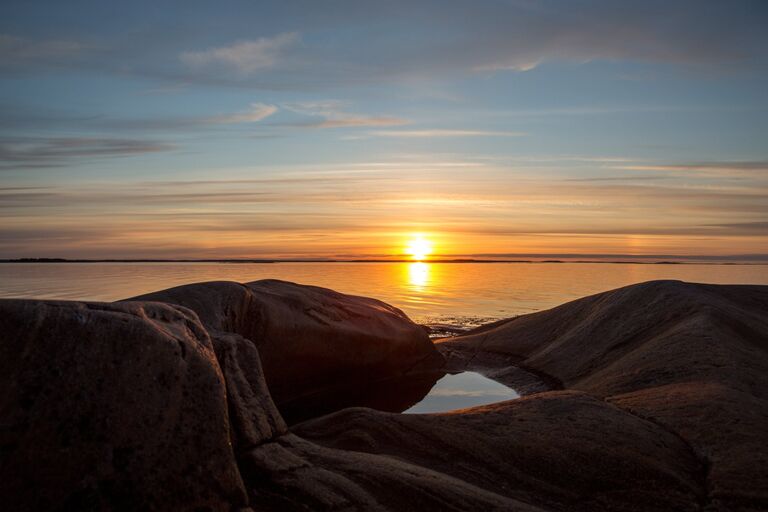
<box><xmin>2</xmin><ymin>280</ymin><xmax>767</xmax><ymax>511</ymax></box>
<box><xmin>435</xmin><ymin>280</ymin><xmax>768</xmax><ymax>511</ymax></box>
<box><xmin>0</xmin><ymin>296</ymin><xmax>538</xmax><ymax>512</ymax></box>
<box><xmin>295</xmin><ymin>391</ymin><xmax>705</xmax><ymax>512</ymax></box>
<box><xmin>0</xmin><ymin>300</ymin><xmax>249</xmax><ymax>511</ymax></box>
<box><xmin>128</xmin><ymin>280</ymin><xmax>443</xmax><ymax>419</ymax></box>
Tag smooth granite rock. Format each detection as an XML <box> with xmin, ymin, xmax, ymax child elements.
<box><xmin>0</xmin><ymin>300</ymin><xmax>248</xmax><ymax>512</ymax></box>
<box><xmin>129</xmin><ymin>279</ymin><xmax>444</xmax><ymax>414</ymax></box>
<box><xmin>295</xmin><ymin>391</ymin><xmax>705</xmax><ymax>512</ymax></box>
<box><xmin>3</xmin><ymin>280</ymin><xmax>767</xmax><ymax>512</ymax></box>
<box><xmin>437</xmin><ymin>280</ymin><xmax>768</xmax><ymax>511</ymax></box>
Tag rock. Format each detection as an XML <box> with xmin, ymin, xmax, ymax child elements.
<box><xmin>128</xmin><ymin>279</ymin><xmax>444</xmax><ymax>419</ymax></box>
<box><xmin>438</xmin><ymin>280</ymin><xmax>768</xmax><ymax>511</ymax></box>
<box><xmin>4</xmin><ymin>280</ymin><xmax>767</xmax><ymax>512</ymax></box>
<box><xmin>0</xmin><ymin>299</ymin><xmax>248</xmax><ymax>511</ymax></box>
<box><xmin>0</xmin><ymin>298</ymin><xmax>538</xmax><ymax>512</ymax></box>
<box><xmin>296</xmin><ymin>391</ymin><xmax>705</xmax><ymax>512</ymax></box>
<box><xmin>210</xmin><ymin>330</ymin><xmax>287</xmax><ymax>452</ymax></box>
<box><xmin>242</xmin><ymin>433</ymin><xmax>545</xmax><ymax>512</ymax></box>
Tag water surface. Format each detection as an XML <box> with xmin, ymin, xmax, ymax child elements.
<box><xmin>0</xmin><ymin>262</ymin><xmax>765</xmax><ymax>324</ymax></box>
<box><xmin>405</xmin><ymin>371</ymin><xmax>520</xmax><ymax>413</ymax></box>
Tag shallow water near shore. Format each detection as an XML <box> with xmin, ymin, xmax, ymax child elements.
<box><xmin>1</xmin><ymin>261</ymin><xmax>766</xmax><ymax>327</ymax></box>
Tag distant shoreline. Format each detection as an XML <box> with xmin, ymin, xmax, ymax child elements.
<box><xmin>1</xmin><ymin>258</ymin><xmax>766</xmax><ymax>265</ymax></box>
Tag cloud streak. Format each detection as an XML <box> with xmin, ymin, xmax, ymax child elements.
<box><xmin>180</xmin><ymin>32</ymin><xmax>299</xmax><ymax>74</ymax></box>
<box><xmin>0</xmin><ymin>136</ymin><xmax>175</xmax><ymax>170</ymax></box>
<box><xmin>0</xmin><ymin>33</ymin><xmax>86</xmax><ymax>68</ymax></box>
<box><xmin>4</xmin><ymin>2</ymin><xmax>768</xmax><ymax>88</ymax></box>
<box><xmin>369</xmin><ymin>129</ymin><xmax>526</xmax><ymax>138</ymax></box>
<box><xmin>207</xmin><ymin>103</ymin><xmax>278</xmax><ymax>124</ymax></box>
<box><xmin>284</xmin><ymin>101</ymin><xmax>408</xmax><ymax>128</ymax></box>
<box><xmin>617</xmin><ymin>161</ymin><xmax>768</xmax><ymax>177</ymax></box>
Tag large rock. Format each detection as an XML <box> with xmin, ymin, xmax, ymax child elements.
<box><xmin>296</xmin><ymin>391</ymin><xmax>705</xmax><ymax>512</ymax></box>
<box><xmin>0</xmin><ymin>298</ymin><xmax>539</xmax><ymax>512</ymax></box>
<box><xmin>242</xmin><ymin>432</ymin><xmax>545</xmax><ymax>512</ymax></box>
<box><xmin>4</xmin><ymin>280</ymin><xmax>767</xmax><ymax>512</ymax></box>
<box><xmin>129</xmin><ymin>280</ymin><xmax>444</xmax><ymax>418</ymax></box>
<box><xmin>0</xmin><ymin>300</ymin><xmax>249</xmax><ymax>511</ymax></box>
<box><xmin>438</xmin><ymin>280</ymin><xmax>768</xmax><ymax>511</ymax></box>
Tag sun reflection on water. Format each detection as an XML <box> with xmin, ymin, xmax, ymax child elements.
<box><xmin>407</xmin><ymin>262</ymin><xmax>431</xmax><ymax>289</ymax></box>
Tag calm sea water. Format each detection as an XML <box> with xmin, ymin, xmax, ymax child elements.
<box><xmin>0</xmin><ymin>262</ymin><xmax>765</xmax><ymax>325</ymax></box>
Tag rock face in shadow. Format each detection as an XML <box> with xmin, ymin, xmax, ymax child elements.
<box><xmin>3</xmin><ymin>280</ymin><xmax>767</xmax><ymax>511</ymax></box>
<box><xmin>437</xmin><ymin>280</ymin><xmax>768</xmax><ymax>511</ymax></box>
<box><xmin>295</xmin><ymin>391</ymin><xmax>705</xmax><ymax>512</ymax></box>
<box><xmin>129</xmin><ymin>280</ymin><xmax>443</xmax><ymax>414</ymax></box>
<box><xmin>0</xmin><ymin>300</ymin><xmax>250</xmax><ymax>512</ymax></box>
<box><xmin>0</xmin><ymin>297</ymin><xmax>539</xmax><ymax>512</ymax></box>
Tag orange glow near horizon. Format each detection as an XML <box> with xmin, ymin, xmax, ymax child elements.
<box><xmin>405</xmin><ymin>235</ymin><xmax>433</xmax><ymax>261</ymax></box>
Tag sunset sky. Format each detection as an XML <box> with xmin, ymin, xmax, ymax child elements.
<box><xmin>1</xmin><ymin>1</ymin><xmax>767</xmax><ymax>260</ymax></box>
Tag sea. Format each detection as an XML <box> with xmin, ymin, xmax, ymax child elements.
<box><xmin>1</xmin><ymin>261</ymin><xmax>765</xmax><ymax>327</ymax></box>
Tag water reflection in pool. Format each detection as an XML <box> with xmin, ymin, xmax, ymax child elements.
<box><xmin>405</xmin><ymin>371</ymin><xmax>520</xmax><ymax>414</ymax></box>
<box><xmin>280</xmin><ymin>370</ymin><xmax>522</xmax><ymax>424</ymax></box>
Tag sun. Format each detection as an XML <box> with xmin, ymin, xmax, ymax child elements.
<box><xmin>405</xmin><ymin>235</ymin><xmax>433</xmax><ymax>261</ymax></box>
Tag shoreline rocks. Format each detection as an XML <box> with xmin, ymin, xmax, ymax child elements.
<box><xmin>0</xmin><ymin>300</ymin><xmax>248</xmax><ymax>511</ymax></box>
<box><xmin>128</xmin><ymin>279</ymin><xmax>444</xmax><ymax>416</ymax></box>
<box><xmin>437</xmin><ymin>280</ymin><xmax>768</xmax><ymax>510</ymax></box>
<box><xmin>1</xmin><ymin>279</ymin><xmax>766</xmax><ymax>511</ymax></box>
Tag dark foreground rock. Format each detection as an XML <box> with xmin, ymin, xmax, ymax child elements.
<box><xmin>437</xmin><ymin>280</ymin><xmax>768</xmax><ymax>511</ymax></box>
<box><xmin>0</xmin><ymin>300</ymin><xmax>249</xmax><ymax>511</ymax></box>
<box><xmin>129</xmin><ymin>279</ymin><xmax>444</xmax><ymax>418</ymax></box>
<box><xmin>295</xmin><ymin>391</ymin><xmax>705</xmax><ymax>512</ymax></box>
<box><xmin>0</xmin><ymin>295</ymin><xmax>537</xmax><ymax>512</ymax></box>
<box><xmin>1</xmin><ymin>280</ymin><xmax>767</xmax><ymax>511</ymax></box>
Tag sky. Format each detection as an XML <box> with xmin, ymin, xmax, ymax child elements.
<box><xmin>1</xmin><ymin>0</ymin><xmax>767</xmax><ymax>260</ymax></box>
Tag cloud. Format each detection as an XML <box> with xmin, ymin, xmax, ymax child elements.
<box><xmin>1</xmin><ymin>159</ymin><xmax>766</xmax><ymax>258</ymax></box>
<box><xmin>180</xmin><ymin>32</ymin><xmax>299</xmax><ymax>74</ymax></box>
<box><xmin>207</xmin><ymin>103</ymin><xmax>278</xmax><ymax>124</ymax></box>
<box><xmin>0</xmin><ymin>34</ymin><xmax>85</xmax><ymax>66</ymax></box>
<box><xmin>5</xmin><ymin>2</ymin><xmax>767</xmax><ymax>89</ymax></box>
<box><xmin>616</xmin><ymin>161</ymin><xmax>768</xmax><ymax>177</ymax></box>
<box><xmin>369</xmin><ymin>129</ymin><xmax>526</xmax><ymax>138</ymax></box>
<box><xmin>309</xmin><ymin>116</ymin><xmax>405</xmax><ymax>128</ymax></box>
<box><xmin>704</xmin><ymin>222</ymin><xmax>768</xmax><ymax>233</ymax></box>
<box><xmin>0</xmin><ymin>136</ymin><xmax>175</xmax><ymax>170</ymax></box>
<box><xmin>0</xmin><ymin>102</ymin><xmax>277</xmax><ymax>132</ymax></box>
<box><xmin>165</xmin><ymin>1</ymin><xmax>767</xmax><ymax>87</ymax></box>
<box><xmin>284</xmin><ymin>101</ymin><xmax>408</xmax><ymax>128</ymax></box>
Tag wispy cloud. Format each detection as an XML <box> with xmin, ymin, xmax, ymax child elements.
<box><xmin>310</xmin><ymin>116</ymin><xmax>405</xmax><ymax>128</ymax></box>
<box><xmin>0</xmin><ymin>34</ymin><xmax>85</xmax><ymax>66</ymax></box>
<box><xmin>180</xmin><ymin>32</ymin><xmax>299</xmax><ymax>74</ymax></box>
<box><xmin>1</xmin><ymin>159</ymin><xmax>766</xmax><ymax>258</ymax></box>
<box><xmin>704</xmin><ymin>222</ymin><xmax>768</xmax><ymax>234</ymax></box>
<box><xmin>164</xmin><ymin>2</ymin><xmax>767</xmax><ymax>88</ymax></box>
<box><xmin>369</xmin><ymin>129</ymin><xmax>526</xmax><ymax>138</ymax></box>
<box><xmin>0</xmin><ymin>102</ymin><xmax>277</xmax><ymax>132</ymax></box>
<box><xmin>4</xmin><ymin>2</ymin><xmax>767</xmax><ymax>88</ymax></box>
<box><xmin>616</xmin><ymin>161</ymin><xmax>768</xmax><ymax>177</ymax></box>
<box><xmin>284</xmin><ymin>101</ymin><xmax>407</xmax><ymax>128</ymax></box>
<box><xmin>0</xmin><ymin>136</ymin><xmax>175</xmax><ymax>170</ymax></box>
<box><xmin>207</xmin><ymin>103</ymin><xmax>277</xmax><ymax>124</ymax></box>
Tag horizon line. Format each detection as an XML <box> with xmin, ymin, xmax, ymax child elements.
<box><xmin>2</xmin><ymin>254</ymin><xmax>768</xmax><ymax>265</ymax></box>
